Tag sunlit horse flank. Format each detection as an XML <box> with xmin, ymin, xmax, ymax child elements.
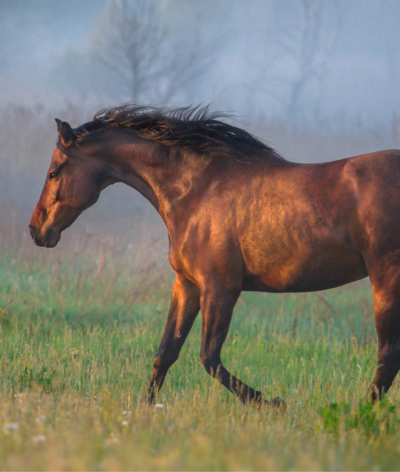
<box><xmin>30</xmin><ymin>105</ymin><xmax>400</xmax><ymax>408</ymax></box>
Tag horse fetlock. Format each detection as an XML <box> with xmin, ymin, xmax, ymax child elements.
<box><xmin>365</xmin><ymin>384</ymin><xmax>381</xmax><ymax>404</ymax></box>
<box><xmin>200</xmin><ymin>357</ymin><xmax>222</xmax><ymax>377</ymax></box>
<box><xmin>145</xmin><ymin>383</ymin><xmax>159</xmax><ymax>405</ymax></box>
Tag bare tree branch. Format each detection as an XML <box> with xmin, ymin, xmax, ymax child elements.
<box><xmin>90</xmin><ymin>0</ymin><xmax>214</xmax><ymax>104</ymax></box>
<box><xmin>251</xmin><ymin>0</ymin><xmax>346</xmax><ymax>122</ymax></box>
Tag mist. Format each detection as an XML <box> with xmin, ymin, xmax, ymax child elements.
<box><xmin>1</xmin><ymin>0</ymin><xmax>399</xmax><ymax>119</ymax></box>
<box><xmin>1</xmin><ymin>0</ymin><xmax>400</xmax><ymax>247</ymax></box>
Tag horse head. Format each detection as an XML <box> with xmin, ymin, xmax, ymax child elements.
<box><xmin>29</xmin><ymin>119</ymin><xmax>104</xmax><ymax>247</ymax></box>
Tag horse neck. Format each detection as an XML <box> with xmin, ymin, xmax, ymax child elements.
<box><xmin>85</xmin><ymin>129</ymin><xmax>211</xmax><ymax>224</ymax></box>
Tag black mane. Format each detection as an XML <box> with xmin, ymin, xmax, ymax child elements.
<box><xmin>75</xmin><ymin>105</ymin><xmax>284</xmax><ymax>164</ymax></box>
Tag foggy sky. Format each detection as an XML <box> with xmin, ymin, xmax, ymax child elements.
<box><xmin>1</xmin><ymin>0</ymin><xmax>399</xmax><ymax>123</ymax></box>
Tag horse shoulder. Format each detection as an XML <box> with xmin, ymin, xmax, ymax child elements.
<box><xmin>168</xmin><ymin>194</ymin><xmax>244</xmax><ymax>289</ymax></box>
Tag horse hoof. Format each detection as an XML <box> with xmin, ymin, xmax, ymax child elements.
<box><xmin>270</xmin><ymin>397</ymin><xmax>286</xmax><ymax>412</ymax></box>
<box><xmin>254</xmin><ymin>396</ymin><xmax>286</xmax><ymax>412</ymax></box>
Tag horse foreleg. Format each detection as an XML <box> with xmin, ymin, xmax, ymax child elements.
<box><xmin>199</xmin><ymin>287</ymin><xmax>285</xmax><ymax>409</ymax></box>
<box><xmin>147</xmin><ymin>274</ymin><xmax>200</xmax><ymax>403</ymax></box>
<box><xmin>366</xmin><ymin>281</ymin><xmax>400</xmax><ymax>403</ymax></box>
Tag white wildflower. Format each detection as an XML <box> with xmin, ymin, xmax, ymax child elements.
<box><xmin>32</xmin><ymin>434</ymin><xmax>46</xmax><ymax>444</ymax></box>
<box><xmin>2</xmin><ymin>422</ymin><xmax>19</xmax><ymax>434</ymax></box>
<box><xmin>154</xmin><ymin>404</ymin><xmax>164</xmax><ymax>409</ymax></box>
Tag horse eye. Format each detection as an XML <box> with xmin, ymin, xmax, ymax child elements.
<box><xmin>49</xmin><ymin>172</ymin><xmax>58</xmax><ymax>180</ymax></box>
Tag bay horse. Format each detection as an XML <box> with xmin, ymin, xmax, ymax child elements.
<box><xmin>30</xmin><ymin>105</ymin><xmax>400</xmax><ymax>407</ymax></box>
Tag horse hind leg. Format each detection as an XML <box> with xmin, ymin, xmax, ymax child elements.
<box><xmin>366</xmin><ymin>270</ymin><xmax>400</xmax><ymax>403</ymax></box>
<box><xmin>199</xmin><ymin>287</ymin><xmax>285</xmax><ymax>410</ymax></box>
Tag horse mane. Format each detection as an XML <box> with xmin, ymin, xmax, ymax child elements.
<box><xmin>74</xmin><ymin>105</ymin><xmax>285</xmax><ymax>164</ymax></box>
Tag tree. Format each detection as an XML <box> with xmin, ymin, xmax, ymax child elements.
<box><xmin>90</xmin><ymin>0</ymin><xmax>214</xmax><ymax>104</ymax></box>
<box><xmin>283</xmin><ymin>0</ymin><xmax>345</xmax><ymax>122</ymax></box>
<box><xmin>245</xmin><ymin>0</ymin><xmax>346</xmax><ymax>123</ymax></box>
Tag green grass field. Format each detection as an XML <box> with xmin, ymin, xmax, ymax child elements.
<box><xmin>1</xmin><ymin>228</ymin><xmax>400</xmax><ymax>470</ymax></box>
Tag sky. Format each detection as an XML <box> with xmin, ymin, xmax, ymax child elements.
<box><xmin>0</xmin><ymin>0</ymin><xmax>399</xmax><ymax>124</ymax></box>
<box><xmin>0</xmin><ymin>0</ymin><xmax>107</xmax><ymax>102</ymax></box>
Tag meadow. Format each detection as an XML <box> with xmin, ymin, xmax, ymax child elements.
<box><xmin>0</xmin><ymin>219</ymin><xmax>400</xmax><ymax>471</ymax></box>
<box><xmin>2</xmin><ymin>103</ymin><xmax>400</xmax><ymax>470</ymax></box>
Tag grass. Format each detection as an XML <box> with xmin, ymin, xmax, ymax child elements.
<box><xmin>0</xmin><ymin>226</ymin><xmax>400</xmax><ymax>470</ymax></box>
<box><xmin>1</xmin><ymin>101</ymin><xmax>400</xmax><ymax>471</ymax></box>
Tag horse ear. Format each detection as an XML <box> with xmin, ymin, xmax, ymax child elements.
<box><xmin>55</xmin><ymin>118</ymin><xmax>74</xmax><ymax>148</ymax></box>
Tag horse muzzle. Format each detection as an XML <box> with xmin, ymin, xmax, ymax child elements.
<box><xmin>29</xmin><ymin>225</ymin><xmax>61</xmax><ymax>248</ymax></box>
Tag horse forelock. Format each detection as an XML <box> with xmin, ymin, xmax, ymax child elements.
<box><xmin>73</xmin><ymin>104</ymin><xmax>285</xmax><ymax>164</ymax></box>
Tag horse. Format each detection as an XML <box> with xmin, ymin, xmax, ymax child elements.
<box><xmin>29</xmin><ymin>105</ymin><xmax>400</xmax><ymax>408</ymax></box>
